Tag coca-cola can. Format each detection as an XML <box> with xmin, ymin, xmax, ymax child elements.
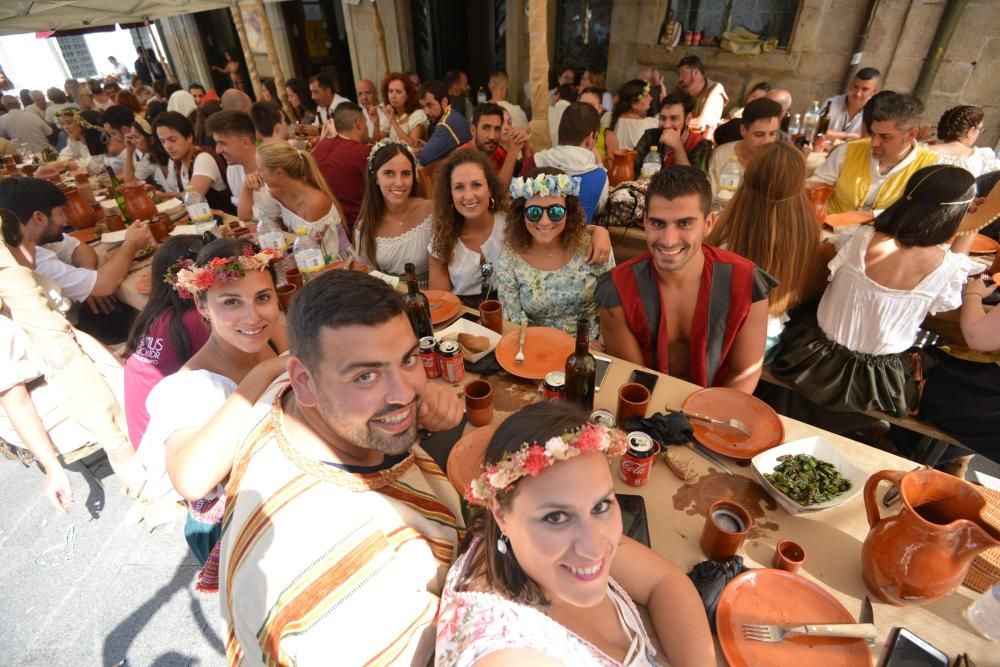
<box><xmin>437</xmin><ymin>339</ymin><xmax>465</xmax><ymax>384</ymax></box>
<box><xmin>684</xmin><ymin>31</ymin><xmax>694</xmax><ymax>45</ymax></box>
<box><xmin>693</xmin><ymin>31</ymin><xmax>702</xmax><ymax>45</ymax></box>
<box><xmin>542</xmin><ymin>371</ymin><xmax>565</xmax><ymax>401</ymax></box>
<box><xmin>589</xmin><ymin>409</ymin><xmax>616</xmax><ymax>428</ymax></box>
<box><xmin>419</xmin><ymin>336</ymin><xmax>439</xmax><ymax>379</ymax></box>
<box><xmin>619</xmin><ymin>432</ymin><xmax>658</xmax><ymax>487</ymax></box>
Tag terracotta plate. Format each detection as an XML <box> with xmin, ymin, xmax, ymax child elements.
<box><xmin>717</xmin><ymin>570</ymin><xmax>871</xmax><ymax>667</ymax></box>
<box><xmin>69</xmin><ymin>227</ymin><xmax>99</xmax><ymax>244</ymax></box>
<box><xmin>969</xmin><ymin>233</ymin><xmax>1000</xmax><ymax>255</ymax></box>
<box><xmin>682</xmin><ymin>387</ymin><xmax>783</xmax><ymax>459</ymax></box>
<box><xmin>446</xmin><ymin>423</ymin><xmax>499</xmax><ymax>494</ymax></box>
<box><xmin>824</xmin><ymin>211</ymin><xmax>874</xmax><ymax>228</ymax></box>
<box><xmin>495</xmin><ymin>327</ymin><xmax>575</xmax><ymax>380</ymax></box>
<box><xmin>425</xmin><ymin>290</ymin><xmax>462</xmax><ymax>325</ymax></box>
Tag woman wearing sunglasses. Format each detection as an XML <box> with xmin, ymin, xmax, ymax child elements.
<box><xmin>496</xmin><ymin>168</ymin><xmax>615</xmax><ymax>337</ymax></box>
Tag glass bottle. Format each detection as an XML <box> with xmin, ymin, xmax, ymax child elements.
<box><xmin>402</xmin><ymin>262</ymin><xmax>434</xmax><ymax>339</ymax></box>
<box><xmin>565</xmin><ymin>316</ymin><xmax>596</xmax><ymax>410</ymax></box>
<box><xmin>105</xmin><ymin>165</ymin><xmax>131</xmax><ymax>223</ymax></box>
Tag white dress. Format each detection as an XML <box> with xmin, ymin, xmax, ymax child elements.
<box><xmin>280</xmin><ymin>202</ymin><xmax>349</xmax><ymax>261</ymax></box>
<box><xmin>817</xmin><ymin>225</ymin><xmax>983</xmax><ymax>355</ymax></box>
<box><xmin>928</xmin><ymin>146</ymin><xmax>1000</xmax><ymax>177</ymax></box>
<box><xmin>381</xmin><ymin>108</ymin><xmax>429</xmax><ymax>141</ymax></box>
<box><xmin>614</xmin><ymin>117</ymin><xmax>658</xmax><ymax>151</ymax></box>
<box><xmin>428</xmin><ymin>213</ymin><xmax>507</xmax><ymax>296</ymax></box>
<box><xmin>356</xmin><ymin>214</ymin><xmax>433</xmax><ymax>278</ymax></box>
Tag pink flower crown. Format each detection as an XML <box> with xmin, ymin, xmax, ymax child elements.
<box><xmin>164</xmin><ymin>246</ymin><xmax>281</xmax><ymax>299</ymax></box>
<box><xmin>465</xmin><ymin>422</ymin><xmax>627</xmax><ymax>506</ymax></box>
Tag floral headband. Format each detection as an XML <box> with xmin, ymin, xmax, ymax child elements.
<box><xmin>165</xmin><ymin>246</ymin><xmax>281</xmax><ymax>299</ymax></box>
<box><xmin>465</xmin><ymin>422</ymin><xmax>627</xmax><ymax>506</ymax></box>
<box><xmin>642</xmin><ymin>82</ymin><xmax>652</xmax><ymax>98</ymax></box>
<box><xmin>368</xmin><ymin>138</ymin><xmax>415</xmax><ymax>172</ymax></box>
<box><xmin>509</xmin><ymin>173</ymin><xmax>581</xmax><ymax>200</ymax></box>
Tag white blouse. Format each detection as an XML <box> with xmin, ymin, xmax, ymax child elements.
<box><xmin>356</xmin><ymin>214</ymin><xmax>433</xmax><ymax>277</ymax></box>
<box><xmin>928</xmin><ymin>146</ymin><xmax>1000</xmax><ymax>177</ymax></box>
<box><xmin>613</xmin><ymin>117</ymin><xmax>658</xmax><ymax>151</ymax></box>
<box><xmin>817</xmin><ymin>225</ymin><xmax>982</xmax><ymax>355</ymax></box>
<box><xmin>281</xmin><ymin>202</ymin><xmax>349</xmax><ymax>261</ymax></box>
<box><xmin>380</xmin><ymin>108</ymin><xmax>429</xmax><ymax>141</ymax></box>
<box><xmin>164</xmin><ymin>152</ymin><xmax>227</xmax><ymax>193</ymax></box>
<box><xmin>428</xmin><ymin>213</ymin><xmax>507</xmax><ymax>296</ymax></box>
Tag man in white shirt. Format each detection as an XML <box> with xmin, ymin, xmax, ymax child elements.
<box><xmin>675</xmin><ymin>55</ymin><xmax>728</xmax><ymax>141</ymax></box>
<box><xmin>355</xmin><ymin>78</ymin><xmax>386</xmax><ymax>141</ymax></box>
<box><xmin>0</xmin><ymin>96</ymin><xmax>53</xmax><ymax>153</ymax></box>
<box><xmin>488</xmin><ymin>70</ymin><xmax>528</xmax><ymax>131</ymax></box>
<box><xmin>821</xmin><ymin>67</ymin><xmax>881</xmax><ymax>142</ymax></box>
<box><xmin>297</xmin><ymin>73</ymin><xmax>350</xmax><ymax>136</ymax></box>
<box><xmin>707</xmin><ymin>97</ymin><xmax>782</xmax><ymax>201</ymax></box>
<box><xmin>108</xmin><ymin>56</ymin><xmax>130</xmax><ymax>83</ymax></box>
<box><xmin>43</xmin><ymin>89</ymin><xmax>75</xmax><ymax>125</ymax></box>
<box><xmin>250</xmin><ymin>101</ymin><xmax>290</xmax><ymax>142</ymax></box>
<box><xmin>24</xmin><ymin>90</ymin><xmax>49</xmax><ymax>122</ymax></box>
<box><xmin>206</xmin><ymin>110</ymin><xmax>281</xmax><ymax>223</ymax></box>
<box><xmin>220</xmin><ymin>88</ymin><xmax>252</xmax><ymax>114</ymax></box>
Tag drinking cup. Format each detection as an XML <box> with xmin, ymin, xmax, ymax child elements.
<box><xmin>700</xmin><ymin>500</ymin><xmax>752</xmax><ymax>561</ymax></box>
<box><xmin>276</xmin><ymin>283</ymin><xmax>297</xmax><ymax>312</ymax></box>
<box><xmin>149</xmin><ymin>217</ymin><xmax>169</xmax><ymax>243</ymax></box>
<box><xmin>464</xmin><ymin>379</ymin><xmax>494</xmax><ymax>427</ymax></box>
<box><xmin>285</xmin><ymin>268</ymin><xmax>304</xmax><ymax>288</ymax></box>
<box><xmin>479</xmin><ymin>299</ymin><xmax>503</xmax><ymax>334</ymax></box>
<box><xmin>105</xmin><ymin>214</ymin><xmax>126</xmax><ymax>232</ymax></box>
<box><xmin>772</xmin><ymin>539</ymin><xmax>806</xmax><ymax>573</ymax></box>
<box><xmin>616</xmin><ymin>382</ymin><xmax>651</xmax><ymax>425</ymax></box>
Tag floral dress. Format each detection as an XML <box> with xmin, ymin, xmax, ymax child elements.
<box><xmin>495</xmin><ymin>244</ymin><xmax>614</xmax><ymax>338</ymax></box>
<box><xmin>436</xmin><ymin>539</ymin><xmax>660</xmax><ymax>667</ymax></box>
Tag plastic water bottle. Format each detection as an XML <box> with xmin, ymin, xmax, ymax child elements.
<box><xmin>717</xmin><ymin>158</ymin><xmax>742</xmax><ymax>202</ymax></box>
<box><xmin>788</xmin><ymin>113</ymin><xmax>802</xmax><ymax>138</ymax></box>
<box><xmin>802</xmin><ymin>100</ymin><xmax>821</xmax><ymax>142</ymax></box>
<box><xmin>184</xmin><ymin>185</ymin><xmax>213</xmax><ymax>231</ymax></box>
<box><xmin>965</xmin><ymin>583</ymin><xmax>1000</xmax><ymax>640</ymax></box>
<box><xmin>477</xmin><ymin>87</ymin><xmax>488</xmax><ymax>105</ymax></box>
<box><xmin>640</xmin><ymin>146</ymin><xmax>662</xmax><ymax>180</ymax></box>
<box><xmin>292</xmin><ymin>227</ymin><xmax>326</xmax><ymax>281</ymax></box>
<box><xmin>256</xmin><ymin>217</ymin><xmax>294</xmax><ymax>285</ymax></box>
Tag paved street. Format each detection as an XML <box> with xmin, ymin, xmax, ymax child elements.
<box><xmin>0</xmin><ymin>452</ymin><xmax>225</xmax><ymax>667</ymax></box>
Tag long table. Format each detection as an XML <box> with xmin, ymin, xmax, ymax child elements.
<box><xmin>448</xmin><ymin>315</ymin><xmax>993</xmax><ymax>666</ymax></box>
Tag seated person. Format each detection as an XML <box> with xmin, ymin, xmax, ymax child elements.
<box><xmin>379</xmin><ymin>72</ymin><xmax>429</xmax><ymax>147</ymax></box>
<box><xmin>439</xmin><ymin>401</ymin><xmax>715</xmax><ymax>666</ymax></box>
<box><xmin>807</xmin><ymin>92</ymin><xmax>939</xmax><ymax>214</ymax></box>
<box><xmin>219</xmin><ymin>271</ymin><xmax>465</xmax><ymax>665</ymax></box>
<box><xmin>634</xmin><ymin>91</ymin><xmax>713</xmax><ymax>174</ymax></box>
<box><xmin>153</xmin><ymin>111</ymin><xmax>235</xmax><ymax>214</ymax></box>
<box><xmin>496</xmin><ymin>169</ymin><xmax>615</xmax><ymax>337</ymax></box>
<box><xmin>927</xmin><ymin>105</ymin><xmax>999</xmax><ymax>177</ymax></box>
<box><xmin>205</xmin><ymin>110</ymin><xmax>281</xmax><ymax>224</ymax></box>
<box><xmin>821</xmin><ymin>67</ymin><xmax>881</xmax><ymax>143</ymax></box>
<box><xmin>122</xmin><ymin>115</ymin><xmax>171</xmax><ymax>191</ymax></box>
<box><xmin>707</xmin><ymin>98</ymin><xmax>782</xmax><ymax>204</ymax></box>
<box><xmin>249</xmin><ymin>100</ymin><xmax>290</xmax><ymax>142</ymax></box>
<box><xmin>548</xmin><ymin>83</ymin><xmax>577</xmax><ymax>149</ymax></box>
<box><xmin>55</xmin><ymin>108</ymin><xmax>108</xmax><ymax>172</ymax></box>
<box><xmin>462</xmin><ymin>102</ymin><xmax>526</xmax><ymax>187</ymax></box>
<box><xmin>311</xmin><ymin>102</ymin><xmax>372</xmax><ymax>235</ymax></box>
<box><xmin>488</xmin><ymin>69</ymin><xmax>529</xmax><ymax>130</ymax></box>
<box><xmin>715</xmin><ymin>87</ymin><xmax>790</xmax><ymax>146</ymax></box>
<box><xmin>675</xmin><ymin>55</ymin><xmax>728</xmax><ymax>141</ymax></box>
<box><xmin>522</xmin><ymin>102</ymin><xmax>610</xmax><ymax>223</ymax></box>
<box><xmin>417</xmin><ymin>80</ymin><xmax>471</xmax><ymax>166</ymax></box>
<box><xmin>578</xmin><ymin>87</ymin><xmax>620</xmax><ymax>162</ymax></box>
<box><xmin>596</xmin><ymin>166</ymin><xmax>772</xmax><ymax>393</ymax></box>
<box><xmin>611</xmin><ymin>80</ymin><xmax>657</xmax><ymax>151</ymax></box>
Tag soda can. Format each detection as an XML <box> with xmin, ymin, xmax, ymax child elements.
<box><xmin>419</xmin><ymin>336</ymin><xmax>440</xmax><ymax>379</ymax></box>
<box><xmin>684</xmin><ymin>31</ymin><xmax>694</xmax><ymax>45</ymax></box>
<box><xmin>619</xmin><ymin>431</ymin><xmax>659</xmax><ymax>486</ymax></box>
<box><xmin>589</xmin><ymin>409</ymin><xmax>616</xmax><ymax>428</ymax></box>
<box><xmin>693</xmin><ymin>31</ymin><xmax>702</xmax><ymax>45</ymax></box>
<box><xmin>437</xmin><ymin>340</ymin><xmax>465</xmax><ymax>384</ymax></box>
<box><xmin>542</xmin><ymin>371</ymin><xmax>566</xmax><ymax>401</ymax></box>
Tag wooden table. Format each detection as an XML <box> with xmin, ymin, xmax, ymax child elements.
<box><xmin>446</xmin><ymin>314</ymin><xmax>992</xmax><ymax>666</ymax></box>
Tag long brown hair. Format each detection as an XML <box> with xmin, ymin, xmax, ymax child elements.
<box><xmin>707</xmin><ymin>141</ymin><xmax>820</xmax><ymax>315</ymax></box>
<box><xmin>430</xmin><ymin>148</ymin><xmax>508</xmax><ymax>264</ymax></box>
<box><xmin>355</xmin><ymin>142</ymin><xmax>425</xmax><ymax>265</ymax></box>
<box><xmin>505</xmin><ymin>167</ymin><xmax>587</xmax><ymax>253</ymax></box>
<box><xmin>381</xmin><ymin>72</ymin><xmax>419</xmax><ymax>115</ymax></box>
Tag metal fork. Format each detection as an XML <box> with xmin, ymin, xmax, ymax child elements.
<box><xmin>684</xmin><ymin>410</ymin><xmax>752</xmax><ymax>438</ymax></box>
<box><xmin>742</xmin><ymin>623</ymin><xmax>876</xmax><ymax>643</ymax></box>
<box><xmin>514</xmin><ymin>319</ymin><xmax>527</xmax><ymax>364</ymax></box>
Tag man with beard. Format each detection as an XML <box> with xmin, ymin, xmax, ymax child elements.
<box><xmin>461</xmin><ymin>102</ymin><xmax>527</xmax><ymax>187</ymax></box>
<box><xmin>807</xmin><ymin>92</ymin><xmax>939</xmax><ymax>214</ymax></box>
<box><xmin>675</xmin><ymin>55</ymin><xmax>727</xmax><ymax>141</ymax></box>
<box><xmin>220</xmin><ymin>270</ymin><xmax>465</xmax><ymax>666</ymax></box>
<box><xmin>633</xmin><ymin>91</ymin><xmax>713</xmax><ymax>173</ymax></box>
<box><xmin>595</xmin><ymin>166</ymin><xmax>772</xmax><ymax>393</ymax></box>
<box><xmin>416</xmin><ymin>79</ymin><xmax>470</xmax><ymax>166</ymax></box>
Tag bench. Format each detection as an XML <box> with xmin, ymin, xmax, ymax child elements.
<box><xmin>758</xmin><ymin>367</ymin><xmax>965</xmax><ymax>467</ymax></box>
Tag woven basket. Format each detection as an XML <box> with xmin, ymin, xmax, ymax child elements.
<box><xmin>964</xmin><ymin>485</ymin><xmax>1000</xmax><ymax>593</ymax></box>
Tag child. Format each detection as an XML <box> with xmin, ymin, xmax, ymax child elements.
<box><xmin>772</xmin><ymin>165</ymin><xmax>981</xmax><ymax>417</ymax></box>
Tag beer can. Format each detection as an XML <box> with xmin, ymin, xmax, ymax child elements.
<box><xmin>589</xmin><ymin>409</ymin><xmax>616</xmax><ymax>428</ymax></box>
<box><xmin>419</xmin><ymin>336</ymin><xmax>440</xmax><ymax>379</ymax></box>
<box><xmin>542</xmin><ymin>371</ymin><xmax>566</xmax><ymax>401</ymax></box>
<box><xmin>619</xmin><ymin>431</ymin><xmax>658</xmax><ymax>486</ymax></box>
<box><xmin>437</xmin><ymin>339</ymin><xmax>465</xmax><ymax>384</ymax></box>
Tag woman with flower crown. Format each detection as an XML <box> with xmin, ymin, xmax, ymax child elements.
<box><xmin>437</xmin><ymin>401</ymin><xmax>714</xmax><ymax>666</ymax></box>
<box><xmin>137</xmin><ymin>238</ymin><xmax>288</xmax><ymax>591</ymax></box>
<box><xmin>354</xmin><ymin>138</ymin><xmax>434</xmax><ymax>281</ymax></box>
<box><xmin>496</xmin><ymin>167</ymin><xmax>615</xmax><ymax>337</ymax></box>
<box><xmin>610</xmin><ymin>80</ymin><xmax>658</xmax><ymax>151</ymax></box>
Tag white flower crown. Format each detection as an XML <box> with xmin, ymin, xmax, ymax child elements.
<box><xmin>367</xmin><ymin>138</ymin><xmax>416</xmax><ymax>172</ymax></box>
<box><xmin>509</xmin><ymin>173</ymin><xmax>581</xmax><ymax>200</ymax></box>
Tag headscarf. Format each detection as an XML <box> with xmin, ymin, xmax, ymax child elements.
<box><xmin>166</xmin><ymin>90</ymin><xmax>197</xmax><ymax>117</ymax></box>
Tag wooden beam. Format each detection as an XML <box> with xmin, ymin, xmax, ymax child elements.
<box><xmin>230</xmin><ymin>3</ymin><xmax>262</xmax><ymax>100</ymax></box>
<box><xmin>371</xmin><ymin>0</ymin><xmax>390</xmax><ymax>84</ymax></box>
<box><xmin>144</xmin><ymin>17</ymin><xmax>175</xmax><ymax>84</ymax></box>
<box><xmin>254</xmin><ymin>0</ymin><xmax>292</xmax><ymax>120</ymax></box>
<box><xmin>528</xmin><ymin>0</ymin><xmax>550</xmax><ymax>148</ymax></box>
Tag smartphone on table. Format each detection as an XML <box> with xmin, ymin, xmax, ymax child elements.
<box><xmin>594</xmin><ymin>354</ymin><xmax>613</xmax><ymax>391</ymax></box>
<box><xmin>628</xmin><ymin>368</ymin><xmax>659</xmax><ymax>393</ymax></box>
<box><xmin>881</xmin><ymin>627</ymin><xmax>949</xmax><ymax>667</ymax></box>
<box><xmin>616</xmin><ymin>493</ymin><xmax>650</xmax><ymax>547</ymax></box>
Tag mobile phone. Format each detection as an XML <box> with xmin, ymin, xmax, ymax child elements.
<box><xmin>628</xmin><ymin>368</ymin><xmax>659</xmax><ymax>393</ymax></box>
<box><xmin>460</xmin><ymin>312</ymin><xmax>481</xmax><ymax>323</ymax></box>
<box><xmin>881</xmin><ymin>627</ymin><xmax>949</xmax><ymax>667</ymax></box>
<box><xmin>616</xmin><ymin>493</ymin><xmax>650</xmax><ymax>547</ymax></box>
<box><xmin>594</xmin><ymin>354</ymin><xmax>613</xmax><ymax>392</ymax></box>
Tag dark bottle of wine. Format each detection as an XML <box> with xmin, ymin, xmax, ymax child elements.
<box><xmin>565</xmin><ymin>316</ymin><xmax>596</xmax><ymax>411</ymax></box>
<box><xmin>105</xmin><ymin>165</ymin><xmax>131</xmax><ymax>223</ymax></box>
<box><xmin>816</xmin><ymin>101</ymin><xmax>831</xmax><ymax>136</ymax></box>
<box><xmin>402</xmin><ymin>262</ymin><xmax>434</xmax><ymax>339</ymax></box>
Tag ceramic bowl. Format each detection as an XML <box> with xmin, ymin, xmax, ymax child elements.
<box><xmin>751</xmin><ymin>436</ymin><xmax>867</xmax><ymax>514</ymax></box>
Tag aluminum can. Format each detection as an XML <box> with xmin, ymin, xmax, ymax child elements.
<box><xmin>419</xmin><ymin>336</ymin><xmax>439</xmax><ymax>379</ymax></box>
<box><xmin>589</xmin><ymin>409</ymin><xmax>616</xmax><ymax>428</ymax></box>
<box><xmin>684</xmin><ymin>31</ymin><xmax>694</xmax><ymax>45</ymax></box>
<box><xmin>619</xmin><ymin>431</ymin><xmax>657</xmax><ymax>486</ymax></box>
<box><xmin>437</xmin><ymin>339</ymin><xmax>465</xmax><ymax>384</ymax></box>
<box><xmin>693</xmin><ymin>31</ymin><xmax>702</xmax><ymax>45</ymax></box>
<box><xmin>542</xmin><ymin>371</ymin><xmax>566</xmax><ymax>401</ymax></box>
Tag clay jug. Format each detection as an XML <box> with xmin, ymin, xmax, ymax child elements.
<box><xmin>118</xmin><ymin>182</ymin><xmax>158</xmax><ymax>222</ymax></box>
<box><xmin>63</xmin><ymin>186</ymin><xmax>96</xmax><ymax>230</ymax></box>
<box><xmin>862</xmin><ymin>469</ymin><xmax>1000</xmax><ymax>606</ymax></box>
<box><xmin>608</xmin><ymin>150</ymin><xmax>638</xmax><ymax>187</ymax></box>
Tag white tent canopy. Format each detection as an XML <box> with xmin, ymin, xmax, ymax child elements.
<box><xmin>0</xmin><ymin>1</ymin><xmax>278</xmax><ymax>36</ymax></box>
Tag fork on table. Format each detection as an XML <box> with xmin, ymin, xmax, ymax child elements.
<box><xmin>742</xmin><ymin>623</ymin><xmax>877</xmax><ymax>643</ymax></box>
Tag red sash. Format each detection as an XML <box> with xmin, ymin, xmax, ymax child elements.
<box><xmin>610</xmin><ymin>245</ymin><xmax>755</xmax><ymax>386</ymax></box>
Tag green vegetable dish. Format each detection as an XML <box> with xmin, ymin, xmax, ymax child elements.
<box><xmin>764</xmin><ymin>453</ymin><xmax>851</xmax><ymax>506</ymax></box>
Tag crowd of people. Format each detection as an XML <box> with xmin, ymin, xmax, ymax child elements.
<box><xmin>1</xmin><ymin>51</ymin><xmax>998</xmax><ymax>666</ymax></box>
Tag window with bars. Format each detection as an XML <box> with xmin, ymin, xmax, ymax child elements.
<box><xmin>56</xmin><ymin>35</ymin><xmax>98</xmax><ymax>79</ymax></box>
<box><xmin>673</xmin><ymin>0</ymin><xmax>799</xmax><ymax>48</ymax></box>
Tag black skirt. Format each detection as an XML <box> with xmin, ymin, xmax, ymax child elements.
<box><xmin>919</xmin><ymin>348</ymin><xmax>1000</xmax><ymax>460</ymax></box>
<box><xmin>771</xmin><ymin>308</ymin><xmax>917</xmax><ymax>418</ymax></box>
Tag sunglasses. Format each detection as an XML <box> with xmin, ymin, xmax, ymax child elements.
<box><xmin>524</xmin><ymin>204</ymin><xmax>567</xmax><ymax>223</ymax></box>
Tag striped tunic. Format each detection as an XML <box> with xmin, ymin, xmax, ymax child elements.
<box><xmin>220</xmin><ymin>381</ymin><xmax>465</xmax><ymax>666</ymax></box>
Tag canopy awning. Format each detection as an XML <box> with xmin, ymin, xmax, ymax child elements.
<box><xmin>0</xmin><ymin>1</ymin><xmax>281</xmax><ymax>36</ymax></box>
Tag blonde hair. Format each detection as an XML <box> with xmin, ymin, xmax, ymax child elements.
<box><xmin>256</xmin><ymin>139</ymin><xmax>346</xmax><ymax>228</ymax></box>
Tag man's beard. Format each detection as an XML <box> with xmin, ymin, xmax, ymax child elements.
<box><xmin>40</xmin><ymin>227</ymin><xmax>64</xmax><ymax>244</ymax></box>
<box><xmin>318</xmin><ymin>396</ymin><xmax>421</xmax><ymax>457</ymax></box>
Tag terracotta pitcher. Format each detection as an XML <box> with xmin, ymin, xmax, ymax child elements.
<box><xmin>63</xmin><ymin>186</ymin><xmax>96</xmax><ymax>230</ymax></box>
<box><xmin>118</xmin><ymin>182</ymin><xmax>158</xmax><ymax>222</ymax></box>
<box><xmin>608</xmin><ymin>150</ymin><xmax>638</xmax><ymax>187</ymax></box>
<box><xmin>862</xmin><ymin>469</ymin><xmax>1000</xmax><ymax>606</ymax></box>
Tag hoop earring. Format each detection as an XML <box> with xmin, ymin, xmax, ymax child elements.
<box><xmin>489</xmin><ymin>196</ymin><xmax>495</xmax><ymax>211</ymax></box>
<box><xmin>496</xmin><ymin>533</ymin><xmax>509</xmax><ymax>555</ymax></box>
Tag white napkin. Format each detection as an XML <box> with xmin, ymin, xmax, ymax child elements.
<box><xmin>156</xmin><ymin>198</ymin><xmax>184</xmax><ymax>213</ymax></box>
<box><xmin>101</xmin><ymin>230</ymin><xmax>127</xmax><ymax>243</ymax></box>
